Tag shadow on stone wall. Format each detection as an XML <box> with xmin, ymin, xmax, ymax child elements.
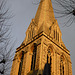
<box><xmin>27</xmin><ymin>63</ymin><xmax>51</xmax><ymax>75</ymax></box>
<box><xmin>27</xmin><ymin>70</ymin><xmax>38</xmax><ymax>75</ymax></box>
<box><xmin>43</xmin><ymin>63</ymin><xmax>51</xmax><ymax>75</ymax></box>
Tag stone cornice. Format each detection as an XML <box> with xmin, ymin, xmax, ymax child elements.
<box><xmin>16</xmin><ymin>31</ymin><xmax>70</xmax><ymax>56</ymax></box>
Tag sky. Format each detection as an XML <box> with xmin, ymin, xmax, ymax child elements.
<box><xmin>7</xmin><ymin>0</ymin><xmax>75</xmax><ymax>74</ymax></box>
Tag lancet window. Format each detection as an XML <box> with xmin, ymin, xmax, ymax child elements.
<box><xmin>58</xmin><ymin>33</ymin><xmax>59</xmax><ymax>42</ymax></box>
<box><xmin>54</xmin><ymin>30</ymin><xmax>59</xmax><ymax>42</ymax></box>
<box><xmin>54</xmin><ymin>30</ymin><xmax>55</xmax><ymax>39</ymax></box>
<box><xmin>47</xmin><ymin>48</ymin><xmax>52</xmax><ymax>75</ymax></box>
<box><xmin>60</xmin><ymin>56</ymin><xmax>64</xmax><ymax>75</ymax></box>
<box><xmin>18</xmin><ymin>51</ymin><xmax>24</xmax><ymax>75</ymax></box>
<box><xmin>31</xmin><ymin>43</ymin><xmax>37</xmax><ymax>70</ymax></box>
<box><xmin>56</xmin><ymin>30</ymin><xmax>57</xmax><ymax>40</ymax></box>
<box><xmin>32</xmin><ymin>28</ymin><xmax>34</xmax><ymax>38</ymax></box>
<box><xmin>32</xmin><ymin>30</ymin><xmax>33</xmax><ymax>38</ymax></box>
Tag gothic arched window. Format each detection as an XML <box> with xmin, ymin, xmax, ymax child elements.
<box><xmin>56</xmin><ymin>30</ymin><xmax>57</xmax><ymax>40</ymax></box>
<box><xmin>32</xmin><ymin>30</ymin><xmax>33</xmax><ymax>38</ymax></box>
<box><xmin>47</xmin><ymin>49</ymin><xmax>52</xmax><ymax>75</ymax></box>
<box><xmin>32</xmin><ymin>28</ymin><xmax>34</xmax><ymax>38</ymax></box>
<box><xmin>31</xmin><ymin>43</ymin><xmax>37</xmax><ymax>70</ymax></box>
<box><xmin>18</xmin><ymin>51</ymin><xmax>24</xmax><ymax>75</ymax></box>
<box><xmin>60</xmin><ymin>56</ymin><xmax>64</xmax><ymax>75</ymax></box>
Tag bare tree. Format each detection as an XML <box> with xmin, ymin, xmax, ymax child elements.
<box><xmin>32</xmin><ymin>0</ymin><xmax>75</xmax><ymax>26</ymax></box>
<box><xmin>52</xmin><ymin>0</ymin><xmax>75</xmax><ymax>27</ymax></box>
<box><xmin>0</xmin><ymin>0</ymin><xmax>15</xmax><ymax>75</ymax></box>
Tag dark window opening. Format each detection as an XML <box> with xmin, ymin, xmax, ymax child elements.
<box><xmin>56</xmin><ymin>30</ymin><xmax>57</xmax><ymax>40</ymax></box>
<box><xmin>50</xmin><ymin>56</ymin><xmax>52</xmax><ymax>75</ymax></box>
<box><xmin>63</xmin><ymin>66</ymin><xmax>64</xmax><ymax>75</ymax></box>
<box><xmin>60</xmin><ymin>57</ymin><xmax>64</xmax><ymax>75</ymax></box>
<box><xmin>47</xmin><ymin>54</ymin><xmax>52</xmax><ymax>75</ymax></box>
<box><xmin>31</xmin><ymin>43</ymin><xmax>37</xmax><ymax>70</ymax></box>
<box><xmin>18</xmin><ymin>51</ymin><xmax>24</xmax><ymax>75</ymax></box>
<box><xmin>54</xmin><ymin>30</ymin><xmax>55</xmax><ymax>39</ymax></box>
<box><xmin>58</xmin><ymin>33</ymin><xmax>59</xmax><ymax>42</ymax></box>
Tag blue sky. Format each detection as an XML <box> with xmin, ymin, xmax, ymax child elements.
<box><xmin>7</xmin><ymin>0</ymin><xmax>75</xmax><ymax>74</ymax></box>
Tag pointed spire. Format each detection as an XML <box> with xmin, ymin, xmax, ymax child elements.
<box><xmin>34</xmin><ymin>0</ymin><xmax>55</xmax><ymax>27</ymax></box>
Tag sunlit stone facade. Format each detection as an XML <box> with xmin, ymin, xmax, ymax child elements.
<box><xmin>10</xmin><ymin>0</ymin><xmax>72</xmax><ymax>75</ymax></box>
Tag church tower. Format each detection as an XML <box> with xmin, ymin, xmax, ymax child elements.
<box><xmin>11</xmin><ymin>0</ymin><xmax>72</xmax><ymax>75</ymax></box>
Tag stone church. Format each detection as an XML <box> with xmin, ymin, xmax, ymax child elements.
<box><xmin>10</xmin><ymin>0</ymin><xmax>72</xmax><ymax>75</ymax></box>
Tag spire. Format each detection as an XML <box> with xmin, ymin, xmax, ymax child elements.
<box><xmin>34</xmin><ymin>0</ymin><xmax>55</xmax><ymax>27</ymax></box>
